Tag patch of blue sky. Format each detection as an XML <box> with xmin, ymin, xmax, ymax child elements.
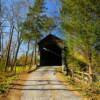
<box><xmin>45</xmin><ymin>0</ymin><xmax>61</xmax><ymax>17</ymax></box>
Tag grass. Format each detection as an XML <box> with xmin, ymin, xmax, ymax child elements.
<box><xmin>0</xmin><ymin>65</ymin><xmax>36</xmax><ymax>95</ymax></box>
<box><xmin>0</xmin><ymin>75</ymin><xmax>16</xmax><ymax>94</ymax></box>
<box><xmin>15</xmin><ymin>65</ymin><xmax>30</xmax><ymax>73</ymax></box>
<box><xmin>0</xmin><ymin>72</ymin><xmax>17</xmax><ymax>94</ymax></box>
<box><xmin>55</xmin><ymin>66</ymin><xmax>100</xmax><ymax>100</ymax></box>
<box><xmin>55</xmin><ymin>66</ymin><xmax>62</xmax><ymax>73</ymax></box>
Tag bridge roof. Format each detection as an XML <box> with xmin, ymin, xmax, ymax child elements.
<box><xmin>38</xmin><ymin>34</ymin><xmax>64</xmax><ymax>49</ymax></box>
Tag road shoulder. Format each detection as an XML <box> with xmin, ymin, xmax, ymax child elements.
<box><xmin>55</xmin><ymin>71</ymin><xmax>87</xmax><ymax>100</ymax></box>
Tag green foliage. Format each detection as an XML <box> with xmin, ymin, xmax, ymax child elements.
<box><xmin>68</xmin><ymin>56</ymin><xmax>87</xmax><ymax>72</ymax></box>
<box><xmin>28</xmin><ymin>0</ymin><xmax>45</xmax><ymax>15</ymax></box>
<box><xmin>58</xmin><ymin>70</ymin><xmax>100</xmax><ymax>99</ymax></box>
<box><xmin>21</xmin><ymin>0</ymin><xmax>54</xmax><ymax>42</ymax></box>
<box><xmin>0</xmin><ymin>65</ymin><xmax>35</xmax><ymax>94</ymax></box>
<box><xmin>16</xmin><ymin>54</ymin><xmax>38</xmax><ymax>66</ymax></box>
<box><xmin>82</xmin><ymin>82</ymin><xmax>100</xmax><ymax>100</ymax></box>
<box><xmin>0</xmin><ymin>60</ymin><xmax>6</xmax><ymax>71</ymax></box>
<box><xmin>0</xmin><ymin>74</ymin><xmax>16</xmax><ymax>94</ymax></box>
<box><xmin>61</xmin><ymin>0</ymin><xmax>100</xmax><ymax>75</ymax></box>
<box><xmin>20</xmin><ymin>0</ymin><xmax>54</xmax><ymax>68</ymax></box>
<box><xmin>56</xmin><ymin>66</ymin><xmax>99</xmax><ymax>99</ymax></box>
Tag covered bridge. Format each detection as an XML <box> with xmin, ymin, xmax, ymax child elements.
<box><xmin>38</xmin><ymin>34</ymin><xmax>66</xmax><ymax>66</ymax></box>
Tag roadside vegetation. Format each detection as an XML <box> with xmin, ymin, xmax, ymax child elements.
<box><xmin>59</xmin><ymin>0</ymin><xmax>100</xmax><ymax>99</ymax></box>
<box><xmin>55</xmin><ymin>67</ymin><xmax>100</xmax><ymax>100</ymax></box>
<box><xmin>61</xmin><ymin>0</ymin><xmax>100</xmax><ymax>82</ymax></box>
<box><xmin>0</xmin><ymin>0</ymin><xmax>99</xmax><ymax>99</ymax></box>
<box><xmin>0</xmin><ymin>65</ymin><xmax>36</xmax><ymax>95</ymax></box>
<box><xmin>0</xmin><ymin>0</ymin><xmax>54</xmax><ymax>95</ymax></box>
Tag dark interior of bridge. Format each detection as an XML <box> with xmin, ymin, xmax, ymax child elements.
<box><xmin>40</xmin><ymin>44</ymin><xmax>62</xmax><ymax>66</ymax></box>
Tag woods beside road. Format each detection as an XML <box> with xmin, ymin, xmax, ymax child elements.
<box><xmin>0</xmin><ymin>0</ymin><xmax>100</xmax><ymax>100</ymax></box>
<box><xmin>0</xmin><ymin>66</ymin><xmax>99</xmax><ymax>100</ymax></box>
<box><xmin>0</xmin><ymin>67</ymin><xmax>82</xmax><ymax>100</ymax></box>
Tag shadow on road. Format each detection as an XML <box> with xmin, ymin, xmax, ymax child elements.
<box><xmin>10</xmin><ymin>80</ymin><xmax>81</xmax><ymax>91</ymax></box>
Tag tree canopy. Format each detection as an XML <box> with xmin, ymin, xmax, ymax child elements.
<box><xmin>61</xmin><ymin>0</ymin><xmax>100</xmax><ymax>81</ymax></box>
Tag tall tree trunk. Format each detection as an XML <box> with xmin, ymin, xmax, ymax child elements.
<box><xmin>11</xmin><ymin>31</ymin><xmax>22</xmax><ymax>72</ymax></box>
<box><xmin>1</xmin><ymin>32</ymin><xmax>3</xmax><ymax>58</ymax></box>
<box><xmin>10</xmin><ymin>42</ymin><xmax>17</xmax><ymax>71</ymax></box>
<box><xmin>0</xmin><ymin>37</ymin><xmax>1</xmax><ymax>58</ymax></box>
<box><xmin>88</xmin><ymin>51</ymin><xmax>93</xmax><ymax>83</ymax></box>
<box><xmin>29</xmin><ymin>46</ymin><xmax>34</xmax><ymax>69</ymax></box>
<box><xmin>25</xmin><ymin>40</ymin><xmax>30</xmax><ymax>66</ymax></box>
<box><xmin>12</xmin><ymin>41</ymin><xmax>22</xmax><ymax>72</ymax></box>
<box><xmin>86</xmin><ymin>35</ymin><xmax>93</xmax><ymax>83</ymax></box>
<box><xmin>34</xmin><ymin>40</ymin><xmax>37</xmax><ymax>67</ymax></box>
<box><xmin>0</xmin><ymin>0</ymin><xmax>2</xmax><ymax>58</ymax></box>
<box><xmin>0</xmin><ymin>30</ymin><xmax>1</xmax><ymax>57</ymax></box>
<box><xmin>5</xmin><ymin>26</ymin><xmax>14</xmax><ymax>72</ymax></box>
<box><xmin>0</xmin><ymin>31</ymin><xmax>3</xmax><ymax>62</ymax></box>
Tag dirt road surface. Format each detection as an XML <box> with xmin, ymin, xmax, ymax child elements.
<box><xmin>5</xmin><ymin>67</ymin><xmax>82</xmax><ymax>100</ymax></box>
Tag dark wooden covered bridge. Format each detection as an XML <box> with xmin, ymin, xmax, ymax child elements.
<box><xmin>38</xmin><ymin>34</ymin><xmax>66</xmax><ymax>66</ymax></box>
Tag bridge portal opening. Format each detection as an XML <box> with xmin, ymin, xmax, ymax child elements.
<box><xmin>38</xmin><ymin>34</ymin><xmax>64</xmax><ymax>66</ymax></box>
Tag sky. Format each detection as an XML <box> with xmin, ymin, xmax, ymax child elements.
<box><xmin>2</xmin><ymin>0</ymin><xmax>64</xmax><ymax>57</ymax></box>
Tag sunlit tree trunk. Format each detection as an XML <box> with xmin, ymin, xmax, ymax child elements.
<box><xmin>13</xmin><ymin>42</ymin><xmax>22</xmax><ymax>72</ymax></box>
<box><xmin>88</xmin><ymin>50</ymin><xmax>93</xmax><ymax>83</ymax></box>
<box><xmin>5</xmin><ymin>25</ymin><xmax>14</xmax><ymax>72</ymax></box>
<box><xmin>34</xmin><ymin>40</ymin><xmax>37</xmax><ymax>67</ymax></box>
<box><xmin>0</xmin><ymin>0</ymin><xmax>2</xmax><ymax>58</ymax></box>
<box><xmin>29</xmin><ymin>46</ymin><xmax>34</xmax><ymax>69</ymax></box>
<box><xmin>11</xmin><ymin>31</ymin><xmax>22</xmax><ymax>72</ymax></box>
<box><xmin>25</xmin><ymin>40</ymin><xmax>30</xmax><ymax>66</ymax></box>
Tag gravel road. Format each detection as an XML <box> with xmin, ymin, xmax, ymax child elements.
<box><xmin>14</xmin><ymin>66</ymin><xmax>82</xmax><ymax>100</ymax></box>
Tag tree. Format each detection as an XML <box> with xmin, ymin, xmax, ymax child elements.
<box><xmin>0</xmin><ymin>0</ymin><xmax>7</xmax><ymax>59</ymax></box>
<box><xmin>22</xmin><ymin>0</ymin><xmax>54</xmax><ymax>68</ymax></box>
<box><xmin>60</xmin><ymin>0</ymin><xmax>100</xmax><ymax>82</ymax></box>
<box><xmin>3</xmin><ymin>0</ymin><xmax>30</xmax><ymax>71</ymax></box>
<box><xmin>9</xmin><ymin>0</ymin><xmax>30</xmax><ymax>71</ymax></box>
<box><xmin>5</xmin><ymin>1</ymin><xmax>15</xmax><ymax>71</ymax></box>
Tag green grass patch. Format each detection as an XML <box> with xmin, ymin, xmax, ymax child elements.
<box><xmin>15</xmin><ymin>65</ymin><xmax>37</xmax><ymax>73</ymax></box>
<box><xmin>0</xmin><ymin>72</ymin><xmax>16</xmax><ymax>94</ymax></box>
<box><xmin>0</xmin><ymin>65</ymin><xmax>36</xmax><ymax>95</ymax></box>
<box><xmin>15</xmin><ymin>65</ymin><xmax>29</xmax><ymax>73</ymax></box>
<box><xmin>55</xmin><ymin>66</ymin><xmax>62</xmax><ymax>73</ymax></box>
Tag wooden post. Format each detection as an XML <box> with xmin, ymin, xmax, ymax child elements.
<box><xmin>62</xmin><ymin>48</ymin><xmax>64</xmax><ymax>72</ymax></box>
<box><xmin>62</xmin><ymin>47</ymin><xmax>68</xmax><ymax>75</ymax></box>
